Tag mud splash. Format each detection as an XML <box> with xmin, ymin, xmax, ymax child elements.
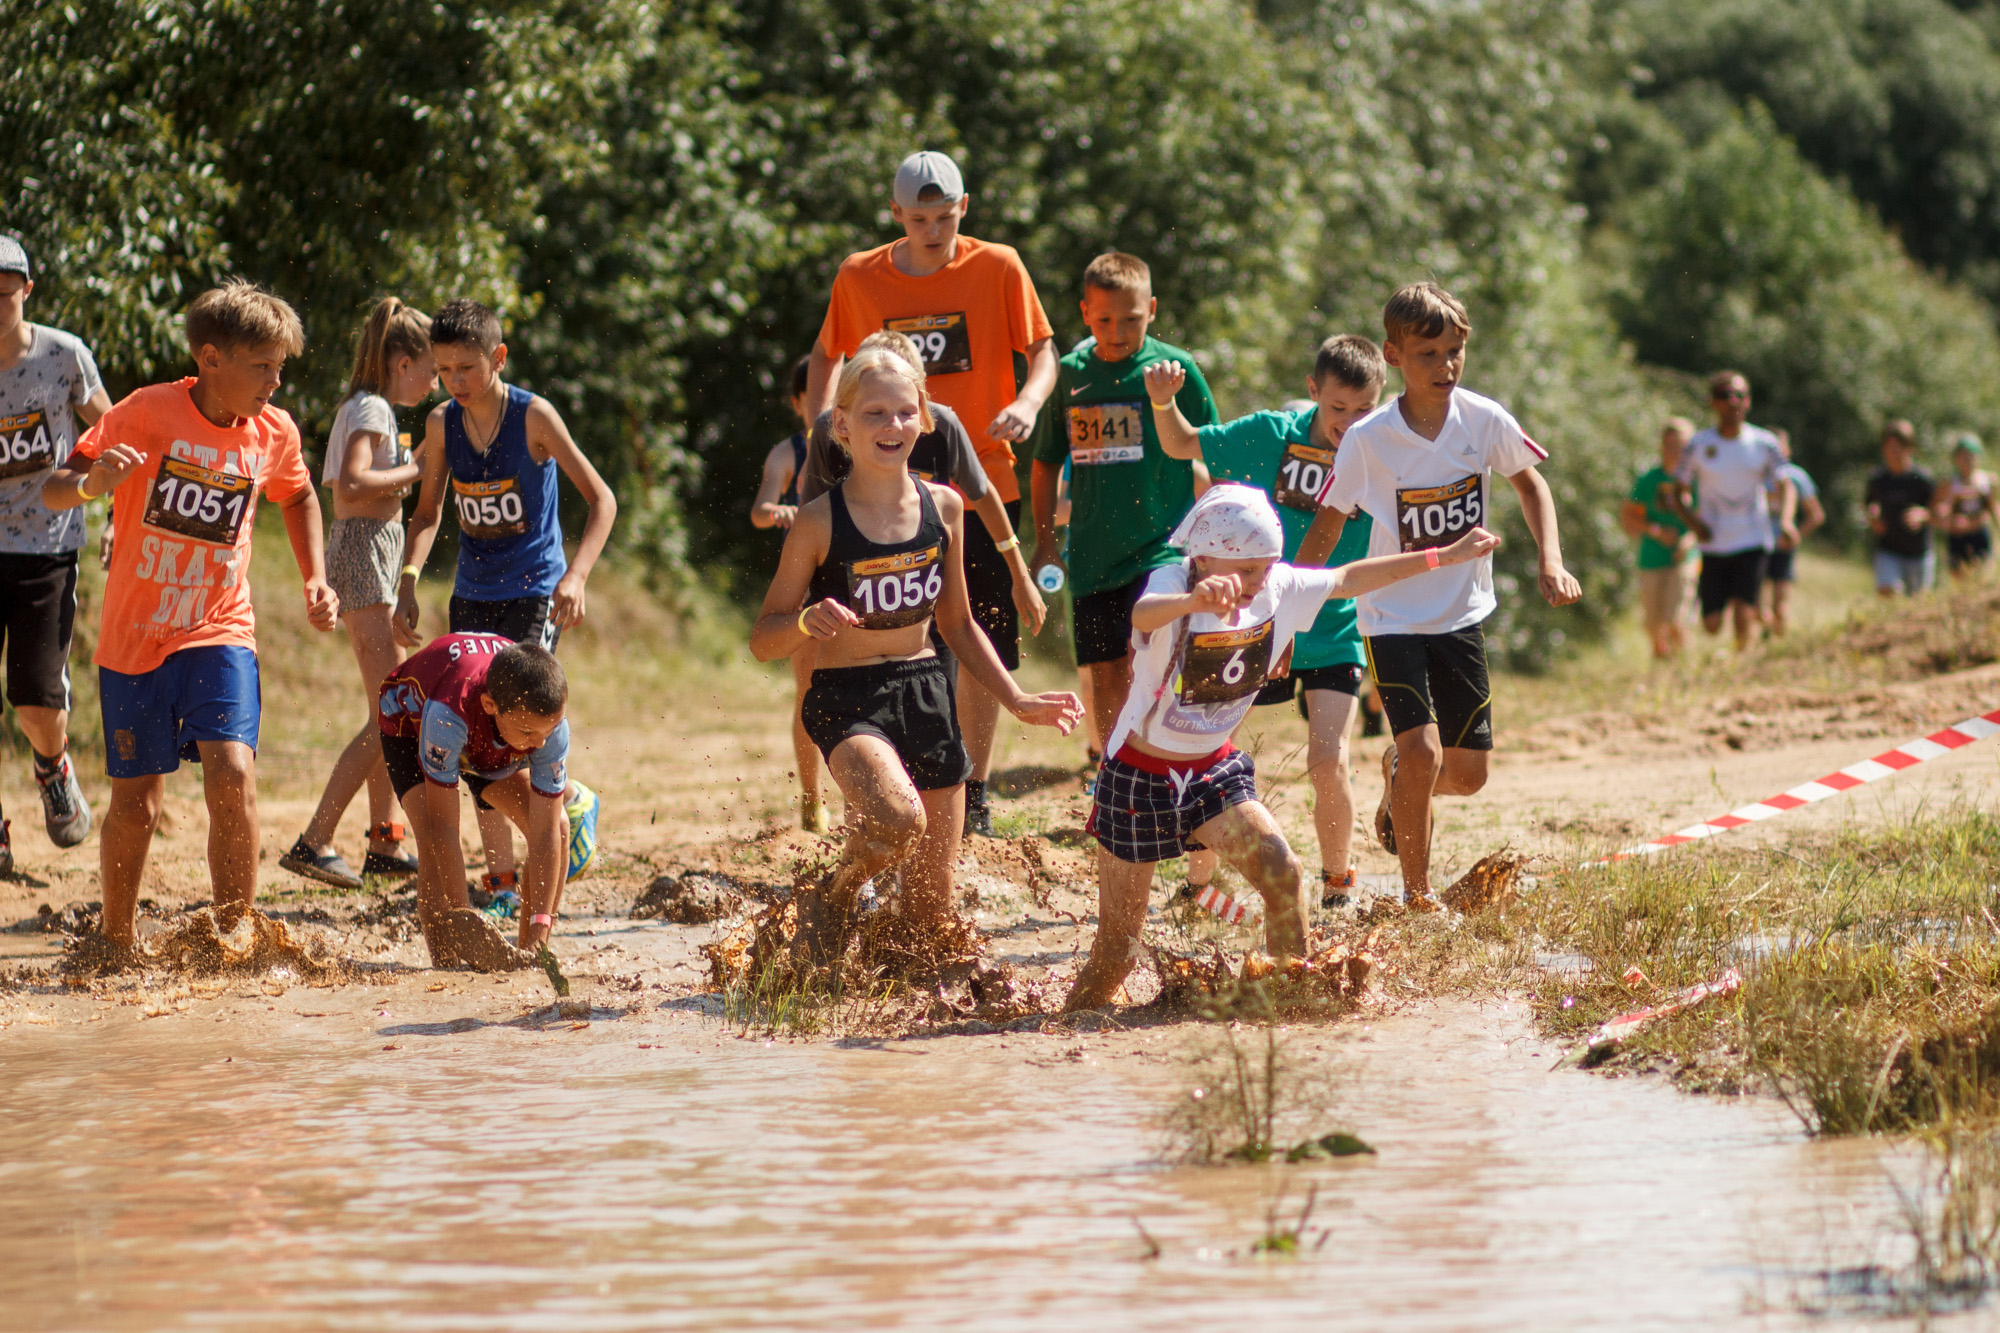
<box><xmin>64</xmin><ymin>904</ymin><xmax>341</xmax><ymax>979</ymax></box>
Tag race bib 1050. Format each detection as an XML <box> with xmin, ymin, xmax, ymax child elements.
<box><xmin>1395</xmin><ymin>474</ymin><xmax>1482</xmax><ymax>552</ymax></box>
<box><xmin>453</xmin><ymin>476</ymin><xmax>528</xmax><ymax>540</ymax></box>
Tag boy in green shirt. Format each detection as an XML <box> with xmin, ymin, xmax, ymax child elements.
<box><xmin>1149</xmin><ymin>335</ymin><xmax>1385</xmax><ymax>906</ymax></box>
<box><xmin>1030</xmin><ymin>252</ymin><xmax>1215</xmax><ymax>756</ymax></box>
<box><xmin>1619</xmin><ymin>418</ymin><xmax>1695</xmax><ymax>659</ymax></box>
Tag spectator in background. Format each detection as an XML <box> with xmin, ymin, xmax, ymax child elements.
<box><xmin>1620</xmin><ymin>417</ymin><xmax>1696</xmax><ymax>658</ymax></box>
<box><xmin>1935</xmin><ymin>433</ymin><xmax>1995</xmax><ymax>579</ymax></box>
<box><xmin>1668</xmin><ymin>371</ymin><xmax>1793</xmax><ymax>652</ymax></box>
<box><xmin>1762</xmin><ymin>428</ymin><xmax>1824</xmax><ymax>636</ymax></box>
<box><xmin>1866</xmin><ymin>420</ymin><xmax>1936</xmax><ymax>597</ymax></box>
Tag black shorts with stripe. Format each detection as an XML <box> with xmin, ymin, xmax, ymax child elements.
<box><xmin>1363</xmin><ymin>622</ymin><xmax>1492</xmax><ymax>751</ymax></box>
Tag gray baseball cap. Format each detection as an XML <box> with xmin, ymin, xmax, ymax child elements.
<box><xmin>0</xmin><ymin>236</ymin><xmax>28</xmax><ymax>280</ymax></box>
<box><xmin>893</xmin><ymin>151</ymin><xmax>965</xmax><ymax>209</ymax></box>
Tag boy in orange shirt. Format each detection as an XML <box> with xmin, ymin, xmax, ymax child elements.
<box><xmin>807</xmin><ymin>150</ymin><xmax>1057</xmax><ymax>835</ymax></box>
<box><xmin>45</xmin><ymin>282</ymin><xmax>338</xmax><ymax>959</ymax></box>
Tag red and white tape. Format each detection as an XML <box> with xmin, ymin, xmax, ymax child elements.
<box><xmin>1194</xmin><ymin>884</ymin><xmax>1256</xmax><ymax>924</ymax></box>
<box><xmin>1591</xmin><ymin>705</ymin><xmax>2000</xmax><ymax>866</ymax></box>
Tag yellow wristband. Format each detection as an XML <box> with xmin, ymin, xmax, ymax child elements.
<box><xmin>77</xmin><ymin>471</ymin><xmax>100</xmax><ymax>501</ymax></box>
<box><xmin>797</xmin><ymin>606</ymin><xmax>811</xmax><ymax>635</ymax></box>
<box><xmin>992</xmin><ymin>535</ymin><xmax>1020</xmax><ymax>554</ymax></box>
<box><xmin>400</xmin><ymin>564</ymin><xmax>421</xmax><ymax>582</ymax></box>
<box><xmin>1149</xmin><ymin>401</ymin><xmax>1174</xmax><ymax>411</ymax></box>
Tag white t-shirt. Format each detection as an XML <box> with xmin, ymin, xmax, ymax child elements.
<box><xmin>0</xmin><ymin>324</ymin><xmax>102</xmax><ymax>554</ymax></box>
<box><xmin>321</xmin><ymin>391</ymin><xmax>403</xmax><ymax>485</ymax></box>
<box><xmin>1675</xmin><ymin>425</ymin><xmax>1782</xmax><ymax>555</ymax></box>
<box><xmin>1321</xmin><ymin>388</ymin><xmax>1546</xmax><ymax>637</ymax></box>
<box><xmin>1109</xmin><ymin>561</ymin><xmax>1344</xmax><ymax>758</ymax></box>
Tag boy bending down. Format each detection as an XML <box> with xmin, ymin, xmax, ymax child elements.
<box><xmin>1065</xmin><ymin>485</ymin><xmax>1496</xmax><ymax>1011</ymax></box>
<box><xmin>379</xmin><ymin>632</ymin><xmax>571</xmax><ymax>970</ymax></box>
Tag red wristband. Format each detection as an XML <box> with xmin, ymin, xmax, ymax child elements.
<box><xmin>1425</xmin><ymin>548</ymin><xmax>1441</xmax><ymax>570</ymax></box>
<box><xmin>530</xmin><ymin>913</ymin><xmax>553</xmax><ymax>927</ymax></box>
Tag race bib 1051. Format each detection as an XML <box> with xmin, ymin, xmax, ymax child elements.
<box><xmin>846</xmin><ymin>544</ymin><xmax>943</xmax><ymax>630</ymax></box>
<box><xmin>1395</xmin><ymin>474</ymin><xmax>1482</xmax><ymax>552</ymax></box>
<box><xmin>142</xmin><ymin>458</ymin><xmax>253</xmax><ymax>546</ymax></box>
<box><xmin>885</xmin><ymin>313</ymin><xmax>972</xmax><ymax>377</ymax></box>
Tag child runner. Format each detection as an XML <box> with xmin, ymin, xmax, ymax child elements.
<box><xmin>1064</xmin><ymin>485</ymin><xmax>1498</xmax><ymax>1009</ymax></box>
<box><xmin>1620</xmin><ymin>418</ymin><xmax>1696</xmax><ymax>659</ymax></box>
<box><xmin>396</xmin><ymin>299</ymin><xmax>615</xmax><ymax>896</ymax></box>
<box><xmin>280</xmin><ymin>298</ymin><xmax>433</xmax><ymax>887</ymax></box>
<box><xmin>1936</xmin><ymin>433</ymin><xmax>1995</xmax><ymax>577</ymax></box>
<box><xmin>1322</xmin><ymin>283</ymin><xmax>1581</xmax><ymax>909</ymax></box>
<box><xmin>1866</xmin><ymin>419</ymin><xmax>1937</xmax><ymax>597</ymax></box>
<box><xmin>1762</xmin><ymin>428</ymin><xmax>1824</xmax><ymax>635</ymax></box>
<box><xmin>752</xmin><ymin>348</ymin><xmax>1080</xmax><ymax>968</ymax></box>
<box><xmin>379</xmin><ymin>633</ymin><xmax>571</xmax><ymax>971</ymax></box>
<box><xmin>0</xmin><ymin>235</ymin><xmax>108</xmax><ymax>869</ymax></box>
<box><xmin>1030</xmin><ymin>252</ymin><xmax>1216</xmax><ymax>759</ymax></box>
<box><xmin>1667</xmin><ymin>371</ymin><xmax>1793</xmax><ymax>650</ymax></box>
<box><xmin>750</xmin><ymin>354</ymin><xmax>829</xmax><ymax>833</ymax></box>
<box><xmin>808</xmin><ymin>151</ymin><xmax>1058</xmax><ymax>840</ymax></box>
<box><xmin>44</xmin><ymin>282</ymin><xmax>338</xmax><ymax>960</ymax></box>
<box><xmin>1148</xmin><ymin>334</ymin><xmax>1387</xmax><ymax>907</ymax></box>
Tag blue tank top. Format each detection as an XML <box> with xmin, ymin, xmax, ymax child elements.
<box><xmin>445</xmin><ymin>384</ymin><xmax>565</xmax><ymax>600</ymax></box>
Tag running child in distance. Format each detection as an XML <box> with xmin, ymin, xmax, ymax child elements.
<box><xmin>1620</xmin><ymin>417</ymin><xmax>1697</xmax><ymax>660</ymax></box>
<box><xmin>1320</xmin><ymin>282</ymin><xmax>1581</xmax><ymax>909</ymax></box>
<box><xmin>1936</xmin><ymin>432</ymin><xmax>1996</xmax><ymax>578</ymax></box>
<box><xmin>379</xmin><ymin>633</ymin><xmax>571</xmax><ymax>971</ymax></box>
<box><xmin>281</xmin><ymin>297</ymin><xmax>435</xmax><ymax>889</ymax></box>
<box><xmin>808</xmin><ymin>152</ymin><xmax>1058</xmax><ymax>839</ymax></box>
<box><xmin>0</xmin><ymin>235</ymin><xmax>110</xmax><ymax>868</ymax></box>
<box><xmin>1147</xmin><ymin>334</ymin><xmax>1388</xmax><ymax>908</ymax></box>
<box><xmin>44</xmin><ymin>283</ymin><xmax>339</xmax><ymax>962</ymax></box>
<box><xmin>752</xmin><ymin>348</ymin><xmax>1081</xmax><ymax>969</ymax></box>
<box><xmin>1064</xmin><ymin>485</ymin><xmax>1499</xmax><ymax>1011</ymax></box>
<box><xmin>750</xmin><ymin>354</ymin><xmax>831</xmax><ymax>833</ymax></box>
<box><xmin>1867</xmin><ymin>420</ymin><xmax>1937</xmax><ymax>597</ymax></box>
<box><xmin>1666</xmin><ymin>371</ymin><xmax>1794</xmax><ymax>651</ymax></box>
<box><xmin>1030</xmin><ymin>252</ymin><xmax>1215</xmax><ymax>760</ymax></box>
<box><xmin>396</xmin><ymin>300</ymin><xmax>615</xmax><ymax>896</ymax></box>
<box><xmin>1762</xmin><ymin>428</ymin><xmax>1824</xmax><ymax>636</ymax></box>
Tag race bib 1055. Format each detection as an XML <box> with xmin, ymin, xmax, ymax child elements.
<box><xmin>1395</xmin><ymin>474</ymin><xmax>1481</xmax><ymax>552</ymax></box>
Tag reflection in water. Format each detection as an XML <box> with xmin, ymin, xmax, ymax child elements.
<box><xmin>0</xmin><ymin>1001</ymin><xmax>1905</xmax><ymax>1331</ymax></box>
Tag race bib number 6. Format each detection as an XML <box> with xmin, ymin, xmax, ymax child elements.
<box><xmin>1068</xmin><ymin>403</ymin><xmax>1145</xmax><ymax>465</ymax></box>
<box><xmin>885</xmin><ymin>313</ymin><xmax>972</xmax><ymax>377</ymax></box>
<box><xmin>846</xmin><ymin>544</ymin><xmax>944</xmax><ymax>630</ymax></box>
<box><xmin>1274</xmin><ymin>439</ymin><xmax>1336</xmax><ymax>512</ymax></box>
<box><xmin>0</xmin><ymin>410</ymin><xmax>55</xmax><ymax>482</ymax></box>
<box><xmin>1175</xmin><ymin>621</ymin><xmax>1274</xmax><ymax>705</ymax></box>
<box><xmin>143</xmin><ymin>459</ymin><xmax>253</xmax><ymax>546</ymax></box>
<box><xmin>453</xmin><ymin>477</ymin><xmax>528</xmax><ymax>540</ymax></box>
<box><xmin>1395</xmin><ymin>474</ymin><xmax>1482</xmax><ymax>552</ymax></box>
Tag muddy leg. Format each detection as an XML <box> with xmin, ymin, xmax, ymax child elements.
<box><xmin>1193</xmin><ymin>801</ymin><xmax>1307</xmax><ymax>961</ymax></box>
<box><xmin>1064</xmin><ymin>849</ymin><xmax>1156</xmax><ymax>1010</ymax></box>
<box><xmin>900</xmin><ymin>784</ymin><xmax>966</xmax><ymax>940</ymax></box>
<box><xmin>1302</xmin><ymin>690</ymin><xmax>1358</xmax><ymax>881</ymax></box>
<box><xmin>802</xmin><ymin>736</ymin><xmax>926</xmax><ymax>965</ymax></box>
<box><xmin>99</xmin><ymin>775</ymin><xmax>165</xmax><ymax>950</ymax></box>
<box><xmin>196</xmin><ymin>741</ymin><xmax>259</xmax><ymax>912</ymax></box>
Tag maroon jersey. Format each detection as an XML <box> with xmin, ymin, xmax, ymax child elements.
<box><xmin>378</xmin><ymin>632</ymin><xmax>568</xmax><ymax>793</ymax></box>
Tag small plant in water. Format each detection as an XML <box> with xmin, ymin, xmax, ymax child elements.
<box><xmin>1160</xmin><ymin>1002</ymin><xmax>1371</xmax><ymax>1164</ymax></box>
<box><xmin>1894</xmin><ymin>1116</ymin><xmax>2000</xmax><ymax>1308</ymax></box>
<box><xmin>1252</xmin><ymin>1183</ymin><xmax>1330</xmax><ymax>1255</ymax></box>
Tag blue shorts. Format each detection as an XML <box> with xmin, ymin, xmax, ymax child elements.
<box><xmin>100</xmin><ymin>646</ymin><xmax>261</xmax><ymax>778</ymax></box>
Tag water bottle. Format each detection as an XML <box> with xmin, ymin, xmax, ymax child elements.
<box><xmin>1036</xmin><ymin>564</ymin><xmax>1066</xmax><ymax>594</ymax></box>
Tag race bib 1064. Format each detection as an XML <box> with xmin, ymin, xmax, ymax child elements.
<box><xmin>1068</xmin><ymin>402</ymin><xmax>1144</xmax><ymax>465</ymax></box>
<box><xmin>1273</xmin><ymin>439</ymin><xmax>1335</xmax><ymax>512</ymax></box>
<box><xmin>846</xmin><ymin>544</ymin><xmax>943</xmax><ymax>630</ymax></box>
<box><xmin>1174</xmin><ymin>620</ymin><xmax>1274</xmax><ymax>705</ymax></box>
<box><xmin>0</xmin><ymin>410</ymin><xmax>55</xmax><ymax>482</ymax></box>
<box><xmin>142</xmin><ymin>458</ymin><xmax>253</xmax><ymax>546</ymax></box>
<box><xmin>453</xmin><ymin>476</ymin><xmax>528</xmax><ymax>540</ymax></box>
<box><xmin>1395</xmin><ymin>474</ymin><xmax>1482</xmax><ymax>552</ymax></box>
<box><xmin>885</xmin><ymin>313</ymin><xmax>972</xmax><ymax>377</ymax></box>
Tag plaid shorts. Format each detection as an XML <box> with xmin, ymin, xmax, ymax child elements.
<box><xmin>1088</xmin><ymin>746</ymin><xmax>1259</xmax><ymax>864</ymax></box>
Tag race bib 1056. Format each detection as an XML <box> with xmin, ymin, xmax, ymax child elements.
<box><xmin>1395</xmin><ymin>474</ymin><xmax>1482</xmax><ymax>552</ymax></box>
<box><xmin>1068</xmin><ymin>402</ymin><xmax>1144</xmax><ymax>465</ymax></box>
<box><xmin>142</xmin><ymin>458</ymin><xmax>253</xmax><ymax>546</ymax></box>
<box><xmin>0</xmin><ymin>410</ymin><xmax>56</xmax><ymax>482</ymax></box>
<box><xmin>846</xmin><ymin>544</ymin><xmax>943</xmax><ymax>630</ymax></box>
<box><xmin>885</xmin><ymin>313</ymin><xmax>972</xmax><ymax>377</ymax></box>
<box><xmin>453</xmin><ymin>476</ymin><xmax>528</xmax><ymax>540</ymax></box>
<box><xmin>1174</xmin><ymin>620</ymin><xmax>1274</xmax><ymax>705</ymax></box>
<box><xmin>1274</xmin><ymin>439</ymin><xmax>1335</xmax><ymax>512</ymax></box>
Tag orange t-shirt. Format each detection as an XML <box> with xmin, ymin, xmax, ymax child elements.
<box><xmin>817</xmin><ymin>235</ymin><xmax>1054</xmax><ymax>503</ymax></box>
<box><xmin>71</xmin><ymin>379</ymin><xmax>311</xmax><ymax>675</ymax></box>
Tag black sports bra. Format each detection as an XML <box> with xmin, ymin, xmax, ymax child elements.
<box><xmin>806</xmin><ymin>481</ymin><xmax>951</xmax><ymax>630</ymax></box>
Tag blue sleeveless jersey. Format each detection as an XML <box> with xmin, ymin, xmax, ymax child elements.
<box><xmin>445</xmin><ymin>385</ymin><xmax>565</xmax><ymax>600</ymax></box>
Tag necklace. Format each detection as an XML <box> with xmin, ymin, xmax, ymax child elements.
<box><xmin>462</xmin><ymin>387</ymin><xmax>506</xmax><ymax>454</ymax></box>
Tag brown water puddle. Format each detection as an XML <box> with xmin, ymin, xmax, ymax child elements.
<box><xmin>0</xmin><ymin>996</ymin><xmax>1938</xmax><ymax>1331</ymax></box>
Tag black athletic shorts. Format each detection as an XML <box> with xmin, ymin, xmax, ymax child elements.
<box><xmin>1253</xmin><ymin>662</ymin><xmax>1365</xmax><ymax>713</ymax></box>
<box><xmin>0</xmin><ymin>551</ymin><xmax>79</xmax><ymax>711</ymax></box>
<box><xmin>962</xmin><ymin>499</ymin><xmax>1021</xmax><ymax>671</ymax></box>
<box><xmin>382</xmin><ymin>730</ymin><xmax>506</xmax><ymax>810</ymax></box>
<box><xmin>802</xmin><ymin>655</ymin><xmax>970</xmax><ymax>790</ymax></box>
<box><xmin>1765</xmin><ymin>547</ymin><xmax>1796</xmax><ymax>584</ymax></box>
<box><xmin>1364</xmin><ymin>623</ymin><xmax>1492</xmax><ymax>751</ymax></box>
<box><xmin>1949</xmin><ymin>530</ymin><xmax>1993</xmax><ymax>570</ymax></box>
<box><xmin>1088</xmin><ymin>745</ymin><xmax>1259</xmax><ymax>864</ymax></box>
<box><xmin>1072</xmin><ymin>574</ymin><xmax>1147</xmax><ymax>667</ymax></box>
<box><xmin>450</xmin><ymin>594</ymin><xmax>561</xmax><ymax>651</ymax></box>
<box><xmin>1696</xmin><ymin>548</ymin><xmax>1767</xmax><ymax>618</ymax></box>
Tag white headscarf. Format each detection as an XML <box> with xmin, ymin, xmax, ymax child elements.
<box><xmin>1167</xmin><ymin>483</ymin><xmax>1285</xmax><ymax>560</ymax></box>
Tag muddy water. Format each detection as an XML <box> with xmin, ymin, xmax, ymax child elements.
<box><xmin>0</xmin><ymin>999</ymin><xmax>1914</xmax><ymax>1332</ymax></box>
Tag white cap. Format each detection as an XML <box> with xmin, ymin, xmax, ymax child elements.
<box><xmin>893</xmin><ymin>151</ymin><xmax>965</xmax><ymax>209</ymax></box>
<box><xmin>0</xmin><ymin>236</ymin><xmax>29</xmax><ymax>280</ymax></box>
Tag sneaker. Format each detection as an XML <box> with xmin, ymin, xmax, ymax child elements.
<box><xmin>1375</xmin><ymin>747</ymin><xmax>1398</xmax><ymax>855</ymax></box>
<box><xmin>362</xmin><ymin>849</ymin><xmax>420</xmax><ymax>879</ymax></box>
<box><xmin>564</xmin><ymin>782</ymin><xmax>600</xmax><ymax>882</ymax></box>
<box><xmin>965</xmin><ymin>795</ymin><xmax>996</xmax><ymax>838</ymax></box>
<box><xmin>37</xmin><ymin>751</ymin><xmax>92</xmax><ymax>848</ymax></box>
<box><xmin>1321</xmin><ymin>868</ymin><xmax>1356</xmax><ymax>909</ymax></box>
<box><xmin>0</xmin><ymin>820</ymin><xmax>12</xmax><ymax>877</ymax></box>
<box><xmin>278</xmin><ymin>837</ymin><xmax>363</xmax><ymax>890</ymax></box>
<box><xmin>802</xmin><ymin>800</ymin><xmax>831</xmax><ymax>834</ymax></box>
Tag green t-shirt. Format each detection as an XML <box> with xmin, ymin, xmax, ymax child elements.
<box><xmin>1031</xmin><ymin>336</ymin><xmax>1216</xmax><ymax>596</ymax></box>
<box><xmin>1197</xmin><ymin>407</ymin><xmax>1372</xmax><ymax>669</ymax></box>
<box><xmin>1630</xmin><ymin>465</ymin><xmax>1691</xmax><ymax>570</ymax></box>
